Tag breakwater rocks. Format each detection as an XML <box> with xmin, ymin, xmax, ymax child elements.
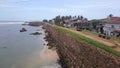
<box><xmin>28</xmin><ymin>21</ymin><xmax>44</xmax><ymax>26</ymax></box>
<box><xmin>43</xmin><ymin>24</ymin><xmax>120</xmax><ymax>68</ymax></box>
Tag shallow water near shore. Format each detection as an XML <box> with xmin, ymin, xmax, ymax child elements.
<box><xmin>0</xmin><ymin>22</ymin><xmax>61</xmax><ymax>68</ymax></box>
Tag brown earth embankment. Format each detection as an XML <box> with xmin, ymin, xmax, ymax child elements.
<box><xmin>43</xmin><ymin>24</ymin><xmax>120</xmax><ymax>68</ymax></box>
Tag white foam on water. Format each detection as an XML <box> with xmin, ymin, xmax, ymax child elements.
<box><xmin>39</xmin><ymin>46</ymin><xmax>61</xmax><ymax>68</ymax></box>
<box><xmin>11</xmin><ymin>64</ymin><xmax>15</xmax><ymax>68</ymax></box>
<box><xmin>11</xmin><ymin>46</ymin><xmax>61</xmax><ymax>68</ymax></box>
<box><xmin>0</xmin><ymin>22</ymin><xmax>24</xmax><ymax>25</ymax></box>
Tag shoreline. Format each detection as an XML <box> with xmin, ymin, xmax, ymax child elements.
<box><xmin>43</xmin><ymin>27</ymin><xmax>63</xmax><ymax>68</ymax></box>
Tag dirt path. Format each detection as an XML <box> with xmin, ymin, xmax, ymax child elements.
<box><xmin>63</xmin><ymin>27</ymin><xmax>115</xmax><ymax>47</ymax></box>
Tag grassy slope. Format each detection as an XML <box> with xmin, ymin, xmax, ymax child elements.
<box><xmin>82</xmin><ymin>30</ymin><xmax>98</xmax><ymax>36</ymax></box>
<box><xmin>82</xmin><ymin>30</ymin><xmax>120</xmax><ymax>44</ymax></box>
<box><xmin>110</xmin><ymin>37</ymin><xmax>120</xmax><ymax>43</ymax></box>
<box><xmin>55</xmin><ymin>26</ymin><xmax>120</xmax><ymax>57</ymax></box>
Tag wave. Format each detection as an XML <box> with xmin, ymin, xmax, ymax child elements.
<box><xmin>39</xmin><ymin>46</ymin><xmax>61</xmax><ymax>68</ymax></box>
<box><xmin>0</xmin><ymin>22</ymin><xmax>24</xmax><ymax>25</ymax></box>
<box><xmin>11</xmin><ymin>46</ymin><xmax>61</xmax><ymax>68</ymax></box>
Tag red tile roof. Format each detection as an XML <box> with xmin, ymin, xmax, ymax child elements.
<box><xmin>64</xmin><ymin>20</ymin><xmax>71</xmax><ymax>23</ymax></box>
<box><xmin>113</xmin><ymin>30</ymin><xmax>120</xmax><ymax>33</ymax></box>
<box><xmin>106</xmin><ymin>17</ymin><xmax>120</xmax><ymax>24</ymax></box>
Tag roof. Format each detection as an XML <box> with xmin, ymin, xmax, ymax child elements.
<box><xmin>112</xmin><ymin>30</ymin><xmax>120</xmax><ymax>33</ymax></box>
<box><xmin>75</xmin><ymin>20</ymin><xmax>90</xmax><ymax>23</ymax></box>
<box><xmin>64</xmin><ymin>18</ymin><xmax>90</xmax><ymax>25</ymax></box>
<box><xmin>64</xmin><ymin>20</ymin><xmax>71</xmax><ymax>23</ymax></box>
<box><xmin>106</xmin><ymin>17</ymin><xmax>120</xmax><ymax>24</ymax></box>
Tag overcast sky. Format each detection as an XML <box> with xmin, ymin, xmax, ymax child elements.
<box><xmin>0</xmin><ymin>0</ymin><xmax>120</xmax><ymax>21</ymax></box>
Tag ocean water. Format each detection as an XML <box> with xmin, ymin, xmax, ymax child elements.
<box><xmin>0</xmin><ymin>22</ymin><xmax>61</xmax><ymax>68</ymax></box>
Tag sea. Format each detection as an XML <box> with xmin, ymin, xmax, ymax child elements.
<box><xmin>0</xmin><ymin>22</ymin><xmax>61</xmax><ymax>68</ymax></box>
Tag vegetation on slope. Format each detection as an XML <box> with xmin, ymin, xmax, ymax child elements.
<box><xmin>55</xmin><ymin>26</ymin><xmax>120</xmax><ymax>57</ymax></box>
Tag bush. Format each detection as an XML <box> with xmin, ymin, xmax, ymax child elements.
<box><xmin>98</xmin><ymin>34</ymin><xmax>102</xmax><ymax>37</ymax></box>
<box><xmin>106</xmin><ymin>36</ymin><xmax>111</xmax><ymax>39</ymax></box>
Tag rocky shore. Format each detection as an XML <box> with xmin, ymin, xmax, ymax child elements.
<box><xmin>43</xmin><ymin>26</ymin><xmax>63</xmax><ymax>67</ymax></box>
<box><xmin>28</xmin><ymin>21</ymin><xmax>44</xmax><ymax>26</ymax></box>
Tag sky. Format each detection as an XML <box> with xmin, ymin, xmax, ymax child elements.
<box><xmin>0</xmin><ymin>0</ymin><xmax>120</xmax><ymax>21</ymax></box>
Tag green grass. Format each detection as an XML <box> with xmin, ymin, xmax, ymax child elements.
<box><xmin>82</xmin><ymin>30</ymin><xmax>98</xmax><ymax>36</ymax></box>
<box><xmin>110</xmin><ymin>37</ymin><xmax>120</xmax><ymax>43</ymax></box>
<box><xmin>55</xmin><ymin>26</ymin><xmax>120</xmax><ymax>57</ymax></box>
<box><xmin>82</xmin><ymin>30</ymin><xmax>120</xmax><ymax>44</ymax></box>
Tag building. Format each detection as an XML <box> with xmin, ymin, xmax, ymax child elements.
<box><xmin>63</xmin><ymin>19</ymin><xmax>75</xmax><ymax>28</ymax></box>
<box><xmin>63</xmin><ymin>19</ymin><xmax>92</xmax><ymax>30</ymax></box>
<box><xmin>49</xmin><ymin>19</ymin><xmax>55</xmax><ymax>24</ymax></box>
<box><xmin>74</xmin><ymin>20</ymin><xmax>92</xmax><ymax>30</ymax></box>
<box><xmin>103</xmin><ymin>17</ymin><xmax>120</xmax><ymax>37</ymax></box>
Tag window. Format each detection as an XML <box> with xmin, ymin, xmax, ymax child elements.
<box><xmin>111</xmin><ymin>25</ymin><xmax>114</xmax><ymax>28</ymax></box>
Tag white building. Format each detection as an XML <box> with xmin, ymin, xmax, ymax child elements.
<box><xmin>103</xmin><ymin>17</ymin><xmax>120</xmax><ymax>36</ymax></box>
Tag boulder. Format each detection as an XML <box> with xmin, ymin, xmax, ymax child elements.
<box><xmin>3</xmin><ymin>46</ymin><xmax>7</xmax><ymax>48</ymax></box>
<box><xmin>20</xmin><ymin>28</ymin><xmax>27</xmax><ymax>32</ymax></box>
<box><xmin>30</xmin><ymin>32</ymin><xmax>42</xmax><ymax>35</ymax></box>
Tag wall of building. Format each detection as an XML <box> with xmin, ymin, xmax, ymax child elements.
<box><xmin>103</xmin><ymin>23</ymin><xmax>120</xmax><ymax>35</ymax></box>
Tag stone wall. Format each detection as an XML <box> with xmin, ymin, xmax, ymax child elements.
<box><xmin>44</xmin><ymin>24</ymin><xmax>120</xmax><ymax>68</ymax></box>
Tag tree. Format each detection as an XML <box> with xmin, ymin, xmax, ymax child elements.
<box><xmin>91</xmin><ymin>19</ymin><xmax>100</xmax><ymax>29</ymax></box>
<box><xmin>43</xmin><ymin>19</ymin><xmax>48</xmax><ymax>22</ymax></box>
<box><xmin>74</xmin><ymin>16</ymin><xmax>77</xmax><ymax>19</ymax></box>
<box><xmin>109</xmin><ymin>14</ymin><xmax>113</xmax><ymax>18</ymax></box>
<box><xmin>77</xmin><ymin>16</ymin><xmax>80</xmax><ymax>19</ymax></box>
<box><xmin>61</xmin><ymin>16</ymin><xmax>65</xmax><ymax>20</ymax></box>
<box><xmin>69</xmin><ymin>15</ymin><xmax>72</xmax><ymax>19</ymax></box>
<box><xmin>80</xmin><ymin>16</ymin><xmax>83</xmax><ymax>20</ymax></box>
<box><xmin>48</xmin><ymin>20</ymin><xmax>52</xmax><ymax>23</ymax></box>
<box><xmin>66</xmin><ymin>15</ymin><xmax>70</xmax><ymax>19</ymax></box>
<box><xmin>54</xmin><ymin>15</ymin><xmax>62</xmax><ymax>26</ymax></box>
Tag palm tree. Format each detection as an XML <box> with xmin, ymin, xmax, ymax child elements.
<box><xmin>80</xmin><ymin>16</ymin><xmax>83</xmax><ymax>20</ymax></box>
<box><xmin>78</xmin><ymin>16</ymin><xmax>80</xmax><ymax>20</ymax></box>
<box><xmin>69</xmin><ymin>15</ymin><xmax>72</xmax><ymax>19</ymax></box>
<box><xmin>109</xmin><ymin>14</ymin><xmax>113</xmax><ymax>18</ymax></box>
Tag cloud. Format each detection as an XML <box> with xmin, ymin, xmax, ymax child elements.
<box><xmin>0</xmin><ymin>0</ymin><xmax>31</xmax><ymax>8</ymax></box>
<box><xmin>49</xmin><ymin>8</ymin><xmax>85</xmax><ymax>14</ymax></box>
<box><xmin>20</xmin><ymin>0</ymin><xmax>30</xmax><ymax>1</ymax></box>
<box><xmin>0</xmin><ymin>0</ymin><xmax>119</xmax><ymax>14</ymax></box>
<box><xmin>0</xmin><ymin>4</ymin><xmax>16</xmax><ymax>8</ymax></box>
<box><xmin>16</xmin><ymin>0</ymin><xmax>30</xmax><ymax>3</ymax></box>
<box><xmin>65</xmin><ymin>0</ymin><xmax>120</xmax><ymax>9</ymax></box>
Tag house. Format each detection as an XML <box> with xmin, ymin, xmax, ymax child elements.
<box><xmin>90</xmin><ymin>19</ymin><xmax>107</xmax><ymax>33</ymax></box>
<box><xmin>49</xmin><ymin>19</ymin><xmax>55</xmax><ymax>24</ymax></box>
<box><xmin>63</xmin><ymin>19</ymin><xmax>75</xmax><ymax>28</ymax></box>
<box><xmin>103</xmin><ymin>17</ymin><xmax>120</xmax><ymax>37</ymax></box>
<box><xmin>63</xmin><ymin>18</ymin><xmax>91</xmax><ymax>29</ymax></box>
<box><xmin>73</xmin><ymin>20</ymin><xmax>92</xmax><ymax>30</ymax></box>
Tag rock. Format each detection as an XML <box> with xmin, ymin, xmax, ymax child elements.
<box><xmin>22</xmin><ymin>23</ymin><xmax>27</xmax><ymax>25</ymax></box>
<box><xmin>3</xmin><ymin>46</ymin><xmax>7</xmax><ymax>48</ymax></box>
<box><xmin>20</xmin><ymin>28</ymin><xmax>27</xmax><ymax>32</ymax></box>
<box><xmin>36</xmin><ymin>29</ymin><xmax>41</xmax><ymax>31</ymax></box>
<box><xmin>30</xmin><ymin>32</ymin><xmax>42</xmax><ymax>35</ymax></box>
<box><xmin>43</xmin><ymin>43</ymin><xmax>46</xmax><ymax>45</ymax></box>
<box><xmin>42</xmin><ymin>26</ymin><xmax>45</xmax><ymax>29</ymax></box>
<box><xmin>28</xmin><ymin>21</ymin><xmax>43</xmax><ymax>26</ymax></box>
